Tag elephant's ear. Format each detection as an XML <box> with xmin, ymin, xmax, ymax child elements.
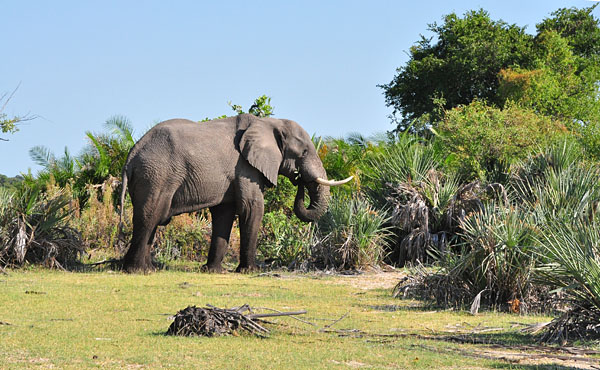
<box><xmin>238</xmin><ymin>115</ymin><xmax>283</xmax><ymax>186</ymax></box>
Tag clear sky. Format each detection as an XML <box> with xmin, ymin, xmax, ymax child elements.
<box><xmin>1</xmin><ymin>1</ymin><xmax>598</xmax><ymax>177</ymax></box>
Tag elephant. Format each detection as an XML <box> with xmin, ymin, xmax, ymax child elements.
<box><xmin>118</xmin><ymin>113</ymin><xmax>352</xmax><ymax>272</ymax></box>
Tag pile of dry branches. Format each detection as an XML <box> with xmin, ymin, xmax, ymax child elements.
<box><xmin>166</xmin><ymin>305</ymin><xmax>270</xmax><ymax>337</ymax></box>
<box><xmin>540</xmin><ymin>306</ymin><xmax>600</xmax><ymax>343</ymax></box>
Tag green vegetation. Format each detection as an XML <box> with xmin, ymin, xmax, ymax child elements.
<box><xmin>0</xmin><ymin>85</ymin><xmax>31</xmax><ymax>140</ymax></box>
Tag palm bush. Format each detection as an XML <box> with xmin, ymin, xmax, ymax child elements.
<box><xmin>312</xmin><ymin>195</ymin><xmax>391</xmax><ymax>270</ymax></box>
<box><xmin>365</xmin><ymin>131</ymin><xmax>448</xmax><ymax>266</ymax></box>
<box><xmin>0</xmin><ymin>183</ymin><xmax>83</xmax><ymax>269</ymax></box>
<box><xmin>453</xmin><ymin>202</ymin><xmax>539</xmax><ymax>307</ymax></box>
<box><xmin>535</xmin><ymin>220</ymin><xmax>600</xmax><ymax>342</ymax></box>
<box><xmin>397</xmin><ymin>201</ymin><xmax>542</xmax><ymax>310</ymax></box>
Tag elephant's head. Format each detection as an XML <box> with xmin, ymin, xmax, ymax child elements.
<box><xmin>237</xmin><ymin>114</ymin><xmax>352</xmax><ymax>222</ymax></box>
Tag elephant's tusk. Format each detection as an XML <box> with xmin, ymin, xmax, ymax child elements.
<box><xmin>315</xmin><ymin>176</ymin><xmax>354</xmax><ymax>187</ymax></box>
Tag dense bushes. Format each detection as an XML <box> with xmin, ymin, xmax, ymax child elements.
<box><xmin>0</xmin><ymin>181</ymin><xmax>83</xmax><ymax>269</ymax></box>
<box><xmin>437</xmin><ymin>100</ymin><xmax>567</xmax><ymax>181</ymax></box>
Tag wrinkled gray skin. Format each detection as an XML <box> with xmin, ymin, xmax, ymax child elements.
<box><xmin>120</xmin><ymin>114</ymin><xmax>330</xmax><ymax>273</ymax></box>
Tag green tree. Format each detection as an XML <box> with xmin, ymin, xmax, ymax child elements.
<box><xmin>498</xmin><ymin>30</ymin><xmax>600</xmax><ymax>126</ymax></box>
<box><xmin>536</xmin><ymin>4</ymin><xmax>600</xmax><ymax>60</ymax></box>
<box><xmin>380</xmin><ymin>9</ymin><xmax>533</xmax><ymax>131</ymax></box>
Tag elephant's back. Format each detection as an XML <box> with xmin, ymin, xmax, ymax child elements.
<box><xmin>125</xmin><ymin>117</ymin><xmax>240</xmax><ymax>207</ymax></box>
<box><xmin>127</xmin><ymin>117</ymin><xmax>237</xmax><ymax>163</ymax></box>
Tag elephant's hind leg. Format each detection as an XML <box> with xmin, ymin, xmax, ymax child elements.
<box><xmin>123</xmin><ymin>193</ymin><xmax>172</xmax><ymax>272</ymax></box>
<box><xmin>203</xmin><ymin>204</ymin><xmax>236</xmax><ymax>273</ymax></box>
<box><xmin>123</xmin><ymin>224</ymin><xmax>157</xmax><ymax>272</ymax></box>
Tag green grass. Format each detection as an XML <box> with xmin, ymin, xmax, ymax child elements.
<box><xmin>0</xmin><ymin>269</ymin><xmax>564</xmax><ymax>369</ymax></box>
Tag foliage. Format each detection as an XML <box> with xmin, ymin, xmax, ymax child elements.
<box><xmin>257</xmin><ymin>210</ymin><xmax>313</xmax><ymax>269</ymax></box>
<box><xmin>228</xmin><ymin>95</ymin><xmax>274</xmax><ymax>118</ymax></box>
<box><xmin>380</xmin><ymin>9</ymin><xmax>533</xmax><ymax>130</ymax></box>
<box><xmin>454</xmin><ymin>202</ymin><xmax>539</xmax><ymax>307</ymax></box>
<box><xmin>437</xmin><ymin>100</ymin><xmax>567</xmax><ymax>181</ymax></box>
<box><xmin>535</xmin><ymin>219</ymin><xmax>600</xmax><ymax>342</ymax></box>
<box><xmin>383</xmin><ymin>171</ymin><xmax>462</xmax><ymax>266</ymax></box>
<box><xmin>0</xmin><ymin>181</ymin><xmax>83</xmax><ymax>269</ymax></box>
<box><xmin>368</xmin><ymin>129</ymin><xmax>443</xmax><ymax>199</ymax></box>
<box><xmin>0</xmin><ymin>174</ymin><xmax>23</xmax><ymax>190</ymax></box>
<box><xmin>28</xmin><ymin>146</ymin><xmax>78</xmax><ymax>189</ymax></box>
<box><xmin>381</xmin><ymin>5</ymin><xmax>600</xmax><ymax>136</ymax></box>
<box><xmin>79</xmin><ymin>116</ymin><xmax>136</xmax><ymax>185</ymax></box>
<box><xmin>154</xmin><ymin>213</ymin><xmax>212</xmax><ymax>265</ymax></box>
<box><xmin>263</xmin><ymin>176</ymin><xmax>296</xmax><ymax>215</ymax></box>
<box><xmin>317</xmin><ymin>133</ymin><xmax>384</xmax><ymax>197</ymax></box>
<box><xmin>27</xmin><ymin>116</ymin><xmax>136</xmax><ymax>203</ymax></box>
<box><xmin>71</xmin><ymin>177</ymin><xmax>129</xmax><ymax>254</ymax></box>
<box><xmin>536</xmin><ymin>4</ymin><xmax>600</xmax><ymax>60</ymax></box>
<box><xmin>0</xmin><ymin>85</ymin><xmax>32</xmax><ymax>140</ymax></box>
<box><xmin>511</xmin><ymin>139</ymin><xmax>600</xmax><ymax>225</ymax></box>
<box><xmin>498</xmin><ymin>31</ymin><xmax>600</xmax><ymax>130</ymax></box>
<box><xmin>312</xmin><ymin>195</ymin><xmax>391</xmax><ymax>270</ymax></box>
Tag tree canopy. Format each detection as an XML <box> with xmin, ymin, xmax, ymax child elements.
<box><xmin>381</xmin><ymin>5</ymin><xmax>600</xmax><ymax>133</ymax></box>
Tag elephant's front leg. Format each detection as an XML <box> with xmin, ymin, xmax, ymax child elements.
<box><xmin>204</xmin><ymin>204</ymin><xmax>236</xmax><ymax>273</ymax></box>
<box><xmin>236</xmin><ymin>197</ymin><xmax>264</xmax><ymax>273</ymax></box>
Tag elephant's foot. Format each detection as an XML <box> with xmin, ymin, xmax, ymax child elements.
<box><xmin>201</xmin><ymin>263</ymin><xmax>225</xmax><ymax>273</ymax></box>
<box><xmin>122</xmin><ymin>256</ymin><xmax>155</xmax><ymax>273</ymax></box>
<box><xmin>235</xmin><ymin>264</ymin><xmax>259</xmax><ymax>274</ymax></box>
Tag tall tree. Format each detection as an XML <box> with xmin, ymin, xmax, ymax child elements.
<box><xmin>536</xmin><ymin>4</ymin><xmax>600</xmax><ymax>60</ymax></box>
<box><xmin>380</xmin><ymin>9</ymin><xmax>533</xmax><ymax>131</ymax></box>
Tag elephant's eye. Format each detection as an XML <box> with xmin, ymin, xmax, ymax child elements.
<box><xmin>302</xmin><ymin>149</ymin><xmax>308</xmax><ymax>157</ymax></box>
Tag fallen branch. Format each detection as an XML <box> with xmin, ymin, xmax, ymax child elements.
<box><xmin>319</xmin><ymin>311</ymin><xmax>349</xmax><ymax>332</ymax></box>
<box><xmin>86</xmin><ymin>259</ymin><xmax>121</xmax><ymax>267</ymax></box>
<box><xmin>251</xmin><ymin>306</ymin><xmax>315</xmax><ymax>326</ymax></box>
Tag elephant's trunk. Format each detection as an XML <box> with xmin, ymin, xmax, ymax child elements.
<box><xmin>293</xmin><ymin>181</ymin><xmax>330</xmax><ymax>222</ymax></box>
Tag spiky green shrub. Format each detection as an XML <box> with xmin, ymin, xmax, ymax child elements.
<box><xmin>535</xmin><ymin>220</ymin><xmax>600</xmax><ymax>342</ymax></box>
<box><xmin>511</xmin><ymin>141</ymin><xmax>600</xmax><ymax>226</ymax></box>
<box><xmin>453</xmin><ymin>202</ymin><xmax>539</xmax><ymax>307</ymax></box>
<box><xmin>0</xmin><ymin>183</ymin><xmax>83</xmax><ymax>269</ymax></box>
<box><xmin>257</xmin><ymin>211</ymin><xmax>313</xmax><ymax>269</ymax></box>
<box><xmin>368</xmin><ymin>131</ymin><xmax>442</xmax><ymax>194</ymax></box>
<box><xmin>312</xmin><ymin>195</ymin><xmax>391</xmax><ymax>270</ymax></box>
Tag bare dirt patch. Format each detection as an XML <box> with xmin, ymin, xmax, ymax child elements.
<box><xmin>327</xmin><ymin>270</ymin><xmax>406</xmax><ymax>291</ymax></box>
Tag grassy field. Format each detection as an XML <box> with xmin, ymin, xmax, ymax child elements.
<box><xmin>0</xmin><ymin>268</ymin><xmax>596</xmax><ymax>369</ymax></box>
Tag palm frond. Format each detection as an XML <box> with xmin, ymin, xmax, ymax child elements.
<box><xmin>29</xmin><ymin>145</ymin><xmax>56</xmax><ymax>168</ymax></box>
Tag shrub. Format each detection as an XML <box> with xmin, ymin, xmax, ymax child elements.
<box><xmin>397</xmin><ymin>201</ymin><xmax>546</xmax><ymax>311</ymax></box>
<box><xmin>73</xmin><ymin>177</ymin><xmax>128</xmax><ymax>255</ymax></box>
<box><xmin>154</xmin><ymin>212</ymin><xmax>211</xmax><ymax>264</ymax></box>
<box><xmin>535</xmin><ymin>219</ymin><xmax>600</xmax><ymax>342</ymax></box>
<box><xmin>0</xmin><ymin>182</ymin><xmax>83</xmax><ymax>269</ymax></box>
<box><xmin>437</xmin><ymin>100</ymin><xmax>567</xmax><ymax>181</ymax></box>
<box><xmin>312</xmin><ymin>195</ymin><xmax>391</xmax><ymax>270</ymax></box>
<box><xmin>257</xmin><ymin>211</ymin><xmax>313</xmax><ymax>269</ymax></box>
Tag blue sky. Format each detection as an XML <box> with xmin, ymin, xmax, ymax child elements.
<box><xmin>1</xmin><ymin>1</ymin><xmax>598</xmax><ymax>176</ymax></box>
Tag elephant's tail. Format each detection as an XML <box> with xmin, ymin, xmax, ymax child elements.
<box><xmin>119</xmin><ymin>167</ymin><xmax>128</xmax><ymax>230</ymax></box>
